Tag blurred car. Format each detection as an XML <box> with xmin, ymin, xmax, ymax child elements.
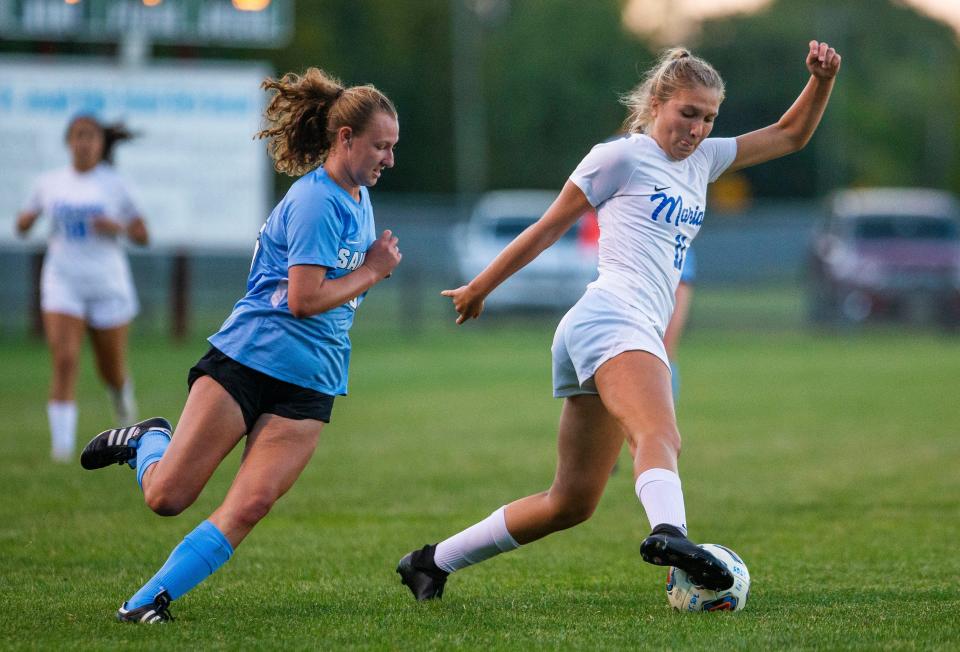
<box><xmin>808</xmin><ymin>187</ymin><xmax>960</xmax><ymax>327</ymax></box>
<box><xmin>451</xmin><ymin>190</ymin><xmax>599</xmax><ymax>311</ymax></box>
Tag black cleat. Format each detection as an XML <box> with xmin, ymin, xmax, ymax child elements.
<box><xmin>80</xmin><ymin>417</ymin><xmax>172</xmax><ymax>470</ymax></box>
<box><xmin>116</xmin><ymin>590</ymin><xmax>174</xmax><ymax>623</ymax></box>
<box><xmin>640</xmin><ymin>524</ymin><xmax>734</xmax><ymax>591</ymax></box>
<box><xmin>397</xmin><ymin>544</ymin><xmax>448</xmax><ymax>601</ymax></box>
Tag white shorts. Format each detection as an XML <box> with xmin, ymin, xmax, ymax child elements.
<box><xmin>41</xmin><ymin>265</ymin><xmax>139</xmax><ymax>329</ymax></box>
<box><xmin>551</xmin><ymin>287</ymin><xmax>670</xmax><ymax>398</ymax></box>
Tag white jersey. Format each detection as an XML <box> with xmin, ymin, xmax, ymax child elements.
<box><xmin>23</xmin><ymin>163</ymin><xmax>140</xmax><ymax>298</ymax></box>
<box><xmin>569</xmin><ymin>133</ymin><xmax>737</xmax><ymax>334</ymax></box>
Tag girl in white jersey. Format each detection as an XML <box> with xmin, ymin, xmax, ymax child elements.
<box><xmin>16</xmin><ymin>115</ymin><xmax>149</xmax><ymax>462</ymax></box>
<box><xmin>398</xmin><ymin>40</ymin><xmax>842</xmax><ymax>600</ymax></box>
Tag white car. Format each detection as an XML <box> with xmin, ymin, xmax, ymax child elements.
<box><xmin>451</xmin><ymin>190</ymin><xmax>598</xmax><ymax>311</ymax></box>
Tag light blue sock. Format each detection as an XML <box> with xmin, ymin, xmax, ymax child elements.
<box><xmin>126</xmin><ymin>520</ymin><xmax>234</xmax><ymax>610</ymax></box>
<box><xmin>128</xmin><ymin>430</ymin><xmax>171</xmax><ymax>490</ymax></box>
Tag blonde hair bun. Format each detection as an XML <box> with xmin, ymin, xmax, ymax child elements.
<box><xmin>620</xmin><ymin>47</ymin><xmax>724</xmax><ymax>135</ymax></box>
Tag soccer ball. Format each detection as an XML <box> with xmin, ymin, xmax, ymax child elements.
<box><xmin>665</xmin><ymin>544</ymin><xmax>750</xmax><ymax>612</ymax></box>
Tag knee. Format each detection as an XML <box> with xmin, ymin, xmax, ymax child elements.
<box><xmin>51</xmin><ymin>352</ymin><xmax>78</xmax><ymax>379</ymax></box>
<box><xmin>634</xmin><ymin>428</ymin><xmax>682</xmax><ymax>458</ymax></box>
<box><xmin>144</xmin><ymin>482</ymin><xmax>195</xmax><ymax>517</ymax></box>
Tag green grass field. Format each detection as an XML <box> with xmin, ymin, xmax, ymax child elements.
<box><xmin>1</xmin><ymin>295</ymin><xmax>959</xmax><ymax>650</ymax></box>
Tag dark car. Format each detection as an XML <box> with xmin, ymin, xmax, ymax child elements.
<box><xmin>808</xmin><ymin>188</ymin><xmax>960</xmax><ymax>327</ymax></box>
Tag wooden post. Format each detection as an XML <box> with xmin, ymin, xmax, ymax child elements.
<box><xmin>171</xmin><ymin>250</ymin><xmax>190</xmax><ymax>341</ymax></box>
<box><xmin>30</xmin><ymin>249</ymin><xmax>44</xmax><ymax>338</ymax></box>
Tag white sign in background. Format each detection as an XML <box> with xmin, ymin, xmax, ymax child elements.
<box><xmin>0</xmin><ymin>57</ymin><xmax>272</xmax><ymax>250</ymax></box>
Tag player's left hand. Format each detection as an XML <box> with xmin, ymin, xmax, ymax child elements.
<box><xmin>806</xmin><ymin>40</ymin><xmax>841</xmax><ymax>80</ymax></box>
<box><xmin>92</xmin><ymin>216</ymin><xmax>124</xmax><ymax>237</ymax></box>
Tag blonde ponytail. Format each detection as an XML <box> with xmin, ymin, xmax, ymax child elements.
<box><xmin>257</xmin><ymin>68</ymin><xmax>397</xmax><ymax>176</ymax></box>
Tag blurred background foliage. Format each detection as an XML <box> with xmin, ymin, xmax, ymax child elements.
<box><xmin>276</xmin><ymin>0</ymin><xmax>960</xmax><ymax>199</ymax></box>
<box><xmin>3</xmin><ymin>0</ymin><xmax>958</xmax><ymax>199</ymax></box>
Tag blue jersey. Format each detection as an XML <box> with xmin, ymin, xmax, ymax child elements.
<box><xmin>209</xmin><ymin>168</ymin><xmax>376</xmax><ymax>395</ymax></box>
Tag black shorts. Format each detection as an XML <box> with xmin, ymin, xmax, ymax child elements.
<box><xmin>187</xmin><ymin>347</ymin><xmax>335</xmax><ymax>432</ymax></box>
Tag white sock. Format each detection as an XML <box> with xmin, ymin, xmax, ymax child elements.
<box><xmin>109</xmin><ymin>377</ymin><xmax>137</xmax><ymax>424</ymax></box>
<box><xmin>47</xmin><ymin>400</ymin><xmax>78</xmax><ymax>462</ymax></box>
<box><xmin>433</xmin><ymin>506</ymin><xmax>520</xmax><ymax>573</ymax></box>
<box><xmin>635</xmin><ymin>468</ymin><xmax>687</xmax><ymax>535</ymax></box>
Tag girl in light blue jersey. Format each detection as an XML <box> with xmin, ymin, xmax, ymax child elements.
<box><xmin>399</xmin><ymin>41</ymin><xmax>841</xmax><ymax>602</ymax></box>
<box><xmin>79</xmin><ymin>68</ymin><xmax>401</xmax><ymax>623</ymax></box>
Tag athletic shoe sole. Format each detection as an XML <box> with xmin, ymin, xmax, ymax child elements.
<box><xmin>116</xmin><ymin>590</ymin><xmax>174</xmax><ymax>623</ymax></box>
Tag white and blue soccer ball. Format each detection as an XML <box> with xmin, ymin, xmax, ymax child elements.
<box><xmin>665</xmin><ymin>544</ymin><xmax>750</xmax><ymax>612</ymax></box>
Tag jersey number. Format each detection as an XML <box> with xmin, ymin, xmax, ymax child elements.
<box><xmin>673</xmin><ymin>234</ymin><xmax>688</xmax><ymax>271</ymax></box>
<box><xmin>64</xmin><ymin>219</ymin><xmax>88</xmax><ymax>240</ymax></box>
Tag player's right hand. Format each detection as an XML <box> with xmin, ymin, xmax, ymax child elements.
<box><xmin>441</xmin><ymin>285</ymin><xmax>485</xmax><ymax>325</ymax></box>
<box><xmin>364</xmin><ymin>229</ymin><xmax>402</xmax><ymax>279</ymax></box>
<box><xmin>15</xmin><ymin>211</ymin><xmax>40</xmax><ymax>236</ymax></box>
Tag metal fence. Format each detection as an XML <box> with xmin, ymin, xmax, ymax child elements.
<box><xmin>0</xmin><ymin>196</ymin><xmax>819</xmax><ymax>338</ymax></box>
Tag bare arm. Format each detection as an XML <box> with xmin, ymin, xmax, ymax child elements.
<box><xmin>443</xmin><ymin>180</ymin><xmax>592</xmax><ymax>325</ymax></box>
<box><xmin>126</xmin><ymin>217</ymin><xmax>149</xmax><ymax>246</ymax></box>
<box><xmin>728</xmin><ymin>40</ymin><xmax>842</xmax><ymax>173</ymax></box>
<box><xmin>89</xmin><ymin>214</ymin><xmax>149</xmax><ymax>245</ymax></box>
<box><xmin>287</xmin><ymin>229</ymin><xmax>401</xmax><ymax>318</ymax></box>
<box><xmin>15</xmin><ymin>210</ymin><xmax>41</xmax><ymax>236</ymax></box>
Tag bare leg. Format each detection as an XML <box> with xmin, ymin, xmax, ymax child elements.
<box><xmin>43</xmin><ymin>312</ymin><xmax>85</xmax><ymax>459</ymax></box>
<box><xmin>596</xmin><ymin>353</ymin><xmax>733</xmax><ymax>589</ymax></box>
<box><xmin>88</xmin><ymin>323</ymin><xmax>135</xmax><ymax>421</ymax></box>
<box><xmin>405</xmin><ymin>351</ymin><xmax>713</xmax><ymax>601</ymax></box>
<box><xmin>502</xmin><ymin>394</ymin><xmax>625</xmax><ymax>544</ymax></box>
<box><xmin>593</xmin><ymin>350</ymin><xmax>680</xmax><ymax>478</ymax></box>
<box><xmin>414</xmin><ymin>394</ymin><xmax>623</xmax><ymax>590</ymax></box>
<box><xmin>593</xmin><ymin>350</ymin><xmax>699</xmax><ymax>550</ymax></box>
<box><xmin>120</xmin><ymin>413</ymin><xmax>323</xmax><ymax>613</ymax></box>
<box><xmin>42</xmin><ymin>312</ymin><xmax>85</xmax><ymax>402</ymax></box>
<box><xmin>88</xmin><ymin>323</ymin><xmax>129</xmax><ymax>389</ymax></box>
<box><xmin>140</xmin><ymin>376</ymin><xmax>247</xmax><ymax>516</ymax></box>
<box><xmin>208</xmin><ymin>414</ymin><xmax>323</xmax><ymax>548</ymax></box>
<box><xmin>415</xmin><ymin>394</ymin><xmax>622</xmax><ymax>587</ymax></box>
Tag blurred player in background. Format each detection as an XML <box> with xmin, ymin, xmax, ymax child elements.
<box><xmin>78</xmin><ymin>69</ymin><xmax>401</xmax><ymax>623</ymax></box>
<box><xmin>15</xmin><ymin>114</ymin><xmax>148</xmax><ymax>462</ymax></box>
<box><xmin>399</xmin><ymin>41</ymin><xmax>841</xmax><ymax>601</ymax></box>
<box><xmin>665</xmin><ymin>247</ymin><xmax>696</xmax><ymax>401</ymax></box>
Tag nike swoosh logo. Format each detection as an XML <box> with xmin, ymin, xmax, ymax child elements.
<box><xmin>345</xmin><ymin>238</ymin><xmax>362</xmax><ymax>244</ymax></box>
<box><xmin>654</xmin><ymin>185</ymin><xmax>671</xmax><ymax>192</ymax></box>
